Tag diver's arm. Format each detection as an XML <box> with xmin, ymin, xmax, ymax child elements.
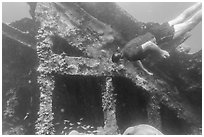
<box><xmin>136</xmin><ymin>60</ymin><xmax>153</xmax><ymax>76</ymax></box>
<box><xmin>141</xmin><ymin>41</ymin><xmax>170</xmax><ymax>59</ymax></box>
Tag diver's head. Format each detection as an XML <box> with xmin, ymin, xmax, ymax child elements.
<box><xmin>112</xmin><ymin>51</ymin><xmax>123</xmax><ymax>63</ymax></box>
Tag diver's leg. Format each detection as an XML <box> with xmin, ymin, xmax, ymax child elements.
<box><xmin>173</xmin><ymin>10</ymin><xmax>202</xmax><ymax>39</ymax></box>
<box><xmin>168</xmin><ymin>2</ymin><xmax>201</xmax><ymax>26</ymax></box>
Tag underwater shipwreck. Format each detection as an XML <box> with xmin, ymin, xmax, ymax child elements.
<box><xmin>2</xmin><ymin>2</ymin><xmax>202</xmax><ymax>135</ymax></box>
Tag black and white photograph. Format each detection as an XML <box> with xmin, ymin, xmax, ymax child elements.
<box><xmin>2</xmin><ymin>2</ymin><xmax>202</xmax><ymax>135</ymax></box>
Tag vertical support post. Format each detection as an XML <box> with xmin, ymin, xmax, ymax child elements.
<box><xmin>34</xmin><ymin>12</ymin><xmax>55</xmax><ymax>134</ymax></box>
<box><xmin>35</xmin><ymin>74</ymin><xmax>55</xmax><ymax>135</ymax></box>
<box><xmin>101</xmin><ymin>77</ymin><xmax>118</xmax><ymax>135</ymax></box>
<box><xmin>146</xmin><ymin>94</ymin><xmax>162</xmax><ymax>130</ymax></box>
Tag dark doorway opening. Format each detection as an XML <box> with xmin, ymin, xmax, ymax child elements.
<box><xmin>160</xmin><ymin>104</ymin><xmax>191</xmax><ymax>135</ymax></box>
<box><xmin>53</xmin><ymin>75</ymin><xmax>104</xmax><ymax>134</ymax></box>
<box><xmin>113</xmin><ymin>77</ymin><xmax>149</xmax><ymax>133</ymax></box>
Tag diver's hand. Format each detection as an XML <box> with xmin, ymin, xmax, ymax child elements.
<box><xmin>161</xmin><ymin>50</ymin><xmax>170</xmax><ymax>59</ymax></box>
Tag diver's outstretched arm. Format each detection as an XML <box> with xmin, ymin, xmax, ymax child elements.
<box><xmin>136</xmin><ymin>60</ymin><xmax>153</xmax><ymax>75</ymax></box>
<box><xmin>142</xmin><ymin>41</ymin><xmax>170</xmax><ymax>59</ymax></box>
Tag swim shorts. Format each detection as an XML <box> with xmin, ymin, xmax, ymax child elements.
<box><xmin>144</xmin><ymin>22</ymin><xmax>175</xmax><ymax>45</ymax></box>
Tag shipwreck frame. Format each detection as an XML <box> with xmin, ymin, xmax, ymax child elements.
<box><xmin>2</xmin><ymin>2</ymin><xmax>202</xmax><ymax>135</ymax></box>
